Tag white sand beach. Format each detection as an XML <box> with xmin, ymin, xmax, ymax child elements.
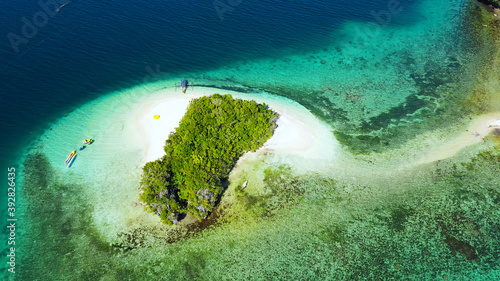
<box><xmin>134</xmin><ymin>87</ymin><xmax>338</xmax><ymax>166</ymax></box>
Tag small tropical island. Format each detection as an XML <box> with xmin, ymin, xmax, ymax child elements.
<box><xmin>139</xmin><ymin>94</ymin><xmax>278</xmax><ymax>225</ymax></box>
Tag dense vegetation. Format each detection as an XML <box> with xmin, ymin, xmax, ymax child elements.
<box><xmin>140</xmin><ymin>94</ymin><xmax>278</xmax><ymax>224</ymax></box>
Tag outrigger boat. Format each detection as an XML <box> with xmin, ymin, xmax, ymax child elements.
<box><xmin>175</xmin><ymin>78</ymin><xmax>193</xmax><ymax>93</ymax></box>
<box><xmin>181</xmin><ymin>78</ymin><xmax>188</xmax><ymax>93</ymax></box>
<box><xmin>65</xmin><ymin>150</ymin><xmax>76</xmax><ymax>164</ymax></box>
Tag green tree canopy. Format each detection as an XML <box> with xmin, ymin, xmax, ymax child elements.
<box><xmin>140</xmin><ymin>94</ymin><xmax>278</xmax><ymax>225</ymax></box>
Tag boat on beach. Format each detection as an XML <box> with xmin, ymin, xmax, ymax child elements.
<box><xmin>181</xmin><ymin>78</ymin><xmax>188</xmax><ymax>93</ymax></box>
<box><xmin>175</xmin><ymin>78</ymin><xmax>193</xmax><ymax>93</ymax></box>
<box><xmin>66</xmin><ymin>154</ymin><xmax>77</xmax><ymax>168</ymax></box>
<box><xmin>65</xmin><ymin>150</ymin><xmax>76</xmax><ymax>164</ymax></box>
<box><xmin>83</xmin><ymin>139</ymin><xmax>94</xmax><ymax>144</ymax></box>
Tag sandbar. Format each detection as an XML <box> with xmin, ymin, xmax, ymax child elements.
<box><xmin>416</xmin><ymin>113</ymin><xmax>500</xmax><ymax>165</ymax></box>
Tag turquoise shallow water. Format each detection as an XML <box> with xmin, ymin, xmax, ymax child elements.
<box><xmin>199</xmin><ymin>0</ymin><xmax>482</xmax><ymax>152</ymax></box>
<box><xmin>2</xmin><ymin>0</ymin><xmax>500</xmax><ymax>280</ymax></box>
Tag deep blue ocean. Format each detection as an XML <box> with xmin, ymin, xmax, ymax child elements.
<box><xmin>0</xmin><ymin>0</ymin><xmax>420</xmax><ymax>166</ymax></box>
<box><xmin>3</xmin><ymin>0</ymin><xmax>500</xmax><ymax>280</ymax></box>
